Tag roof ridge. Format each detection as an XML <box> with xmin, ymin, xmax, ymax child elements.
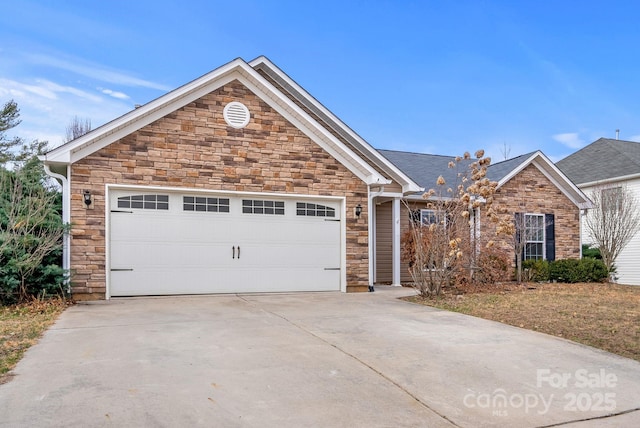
<box><xmin>596</xmin><ymin>137</ymin><xmax>640</xmax><ymax>144</ymax></box>
<box><xmin>488</xmin><ymin>151</ymin><xmax>537</xmax><ymax>167</ymax></box>
<box><xmin>603</xmin><ymin>139</ymin><xmax>640</xmax><ymax>170</ymax></box>
<box><xmin>378</xmin><ymin>149</ymin><xmax>457</xmax><ymax>158</ymax></box>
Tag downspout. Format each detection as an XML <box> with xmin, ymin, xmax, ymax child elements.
<box><xmin>368</xmin><ymin>186</ymin><xmax>384</xmax><ymax>291</ymax></box>
<box><xmin>43</xmin><ymin>163</ymin><xmax>71</xmax><ymax>293</ymax></box>
<box><xmin>579</xmin><ymin>208</ymin><xmax>587</xmax><ymax>258</ymax></box>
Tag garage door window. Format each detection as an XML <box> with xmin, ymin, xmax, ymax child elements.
<box><xmin>118</xmin><ymin>195</ymin><xmax>169</xmax><ymax>210</ymax></box>
<box><xmin>296</xmin><ymin>202</ymin><xmax>335</xmax><ymax>217</ymax></box>
<box><xmin>242</xmin><ymin>199</ymin><xmax>285</xmax><ymax>215</ymax></box>
<box><xmin>183</xmin><ymin>196</ymin><xmax>230</xmax><ymax>213</ymax></box>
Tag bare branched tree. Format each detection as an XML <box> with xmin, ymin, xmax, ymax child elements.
<box><xmin>500</xmin><ymin>142</ymin><xmax>511</xmax><ymax>160</ymax></box>
<box><xmin>512</xmin><ymin>212</ymin><xmax>526</xmax><ymax>282</ymax></box>
<box><xmin>65</xmin><ymin>116</ymin><xmax>92</xmax><ymax>142</ymax></box>
<box><xmin>584</xmin><ymin>184</ymin><xmax>640</xmax><ymax>278</ymax></box>
<box><xmin>401</xmin><ymin>150</ymin><xmax>507</xmax><ymax>297</ymax></box>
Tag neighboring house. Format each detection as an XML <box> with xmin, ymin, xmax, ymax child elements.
<box><xmin>557</xmin><ymin>138</ymin><xmax>640</xmax><ymax>285</ymax></box>
<box><xmin>375</xmin><ymin>150</ymin><xmax>591</xmax><ymax>283</ymax></box>
<box><xmin>41</xmin><ymin>56</ymin><xmax>591</xmax><ymax>300</ymax></box>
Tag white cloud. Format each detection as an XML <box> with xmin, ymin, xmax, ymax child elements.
<box><xmin>0</xmin><ymin>78</ymin><xmax>56</xmax><ymax>100</ymax></box>
<box><xmin>628</xmin><ymin>135</ymin><xmax>640</xmax><ymax>143</ymax></box>
<box><xmin>25</xmin><ymin>53</ymin><xmax>171</xmax><ymax>91</ymax></box>
<box><xmin>100</xmin><ymin>88</ymin><xmax>130</xmax><ymax>100</ymax></box>
<box><xmin>40</xmin><ymin>79</ymin><xmax>104</xmax><ymax>102</ymax></box>
<box><xmin>552</xmin><ymin>132</ymin><xmax>585</xmax><ymax>149</ymax></box>
<box><xmin>0</xmin><ymin>76</ymin><xmax>131</xmax><ymax>148</ymax></box>
<box><xmin>0</xmin><ymin>78</ymin><xmax>102</xmax><ymax>103</ymax></box>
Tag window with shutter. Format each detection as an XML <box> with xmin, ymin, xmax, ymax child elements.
<box><xmin>515</xmin><ymin>213</ymin><xmax>555</xmax><ymax>261</ymax></box>
<box><xmin>524</xmin><ymin>214</ymin><xmax>545</xmax><ymax>260</ymax></box>
<box><xmin>545</xmin><ymin>213</ymin><xmax>555</xmax><ymax>261</ymax></box>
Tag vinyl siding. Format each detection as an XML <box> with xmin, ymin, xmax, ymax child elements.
<box><xmin>580</xmin><ymin>177</ymin><xmax>640</xmax><ymax>286</ymax></box>
<box><xmin>375</xmin><ymin>202</ymin><xmax>393</xmax><ymax>282</ymax></box>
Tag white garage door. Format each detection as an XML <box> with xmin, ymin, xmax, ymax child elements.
<box><xmin>108</xmin><ymin>189</ymin><xmax>342</xmax><ymax>296</ymax></box>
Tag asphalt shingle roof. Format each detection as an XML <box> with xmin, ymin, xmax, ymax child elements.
<box><xmin>485</xmin><ymin>152</ymin><xmax>536</xmax><ymax>182</ymax></box>
<box><xmin>556</xmin><ymin>138</ymin><xmax>640</xmax><ymax>185</ymax></box>
<box><xmin>377</xmin><ymin>149</ymin><xmax>535</xmax><ymax>190</ymax></box>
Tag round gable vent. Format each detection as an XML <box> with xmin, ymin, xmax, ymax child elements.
<box><xmin>223</xmin><ymin>102</ymin><xmax>250</xmax><ymax>129</ymax></box>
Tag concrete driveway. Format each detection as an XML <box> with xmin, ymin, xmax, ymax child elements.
<box><xmin>1</xmin><ymin>286</ymin><xmax>639</xmax><ymax>427</ymax></box>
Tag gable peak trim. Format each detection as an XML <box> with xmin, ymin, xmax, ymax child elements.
<box><xmin>498</xmin><ymin>151</ymin><xmax>591</xmax><ymax>209</ymax></box>
<box><xmin>248</xmin><ymin>56</ymin><xmax>421</xmax><ymax>194</ymax></box>
<box><xmin>42</xmin><ymin>56</ymin><xmax>391</xmax><ymax>187</ymax></box>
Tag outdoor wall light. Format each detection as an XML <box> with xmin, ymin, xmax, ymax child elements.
<box><xmin>355</xmin><ymin>204</ymin><xmax>362</xmax><ymax>218</ymax></box>
<box><xmin>83</xmin><ymin>190</ymin><xmax>92</xmax><ymax>207</ymax></box>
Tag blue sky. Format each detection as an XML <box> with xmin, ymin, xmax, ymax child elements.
<box><xmin>1</xmin><ymin>0</ymin><xmax>639</xmax><ymax>162</ymax></box>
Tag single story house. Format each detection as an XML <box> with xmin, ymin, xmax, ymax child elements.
<box><xmin>375</xmin><ymin>150</ymin><xmax>591</xmax><ymax>282</ymax></box>
<box><xmin>41</xmin><ymin>56</ymin><xmax>591</xmax><ymax>300</ymax></box>
<box><xmin>557</xmin><ymin>137</ymin><xmax>640</xmax><ymax>285</ymax></box>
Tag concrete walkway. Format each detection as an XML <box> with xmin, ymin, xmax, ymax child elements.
<box><xmin>1</xmin><ymin>286</ymin><xmax>639</xmax><ymax>427</ymax></box>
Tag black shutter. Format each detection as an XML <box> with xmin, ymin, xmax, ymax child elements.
<box><xmin>515</xmin><ymin>212</ymin><xmax>523</xmax><ymax>261</ymax></box>
<box><xmin>545</xmin><ymin>213</ymin><xmax>555</xmax><ymax>261</ymax></box>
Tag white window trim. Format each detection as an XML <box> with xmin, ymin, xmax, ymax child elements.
<box><xmin>524</xmin><ymin>213</ymin><xmax>545</xmax><ymax>260</ymax></box>
<box><xmin>420</xmin><ymin>209</ymin><xmax>446</xmax><ymax>227</ymax></box>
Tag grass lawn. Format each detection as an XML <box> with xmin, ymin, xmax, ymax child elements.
<box><xmin>0</xmin><ymin>299</ymin><xmax>69</xmax><ymax>384</ymax></box>
<box><xmin>404</xmin><ymin>282</ymin><xmax>640</xmax><ymax>362</ymax></box>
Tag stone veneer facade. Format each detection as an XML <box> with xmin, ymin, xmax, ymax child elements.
<box><xmin>484</xmin><ymin>163</ymin><xmax>581</xmax><ymax>261</ymax></box>
<box><xmin>69</xmin><ymin>80</ymin><xmax>370</xmax><ymax>300</ymax></box>
<box><xmin>387</xmin><ymin>163</ymin><xmax>581</xmax><ymax>283</ymax></box>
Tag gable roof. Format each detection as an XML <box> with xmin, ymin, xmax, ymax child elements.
<box><xmin>556</xmin><ymin>138</ymin><xmax>640</xmax><ymax>185</ymax></box>
<box><xmin>486</xmin><ymin>152</ymin><xmax>536</xmax><ymax>182</ymax></box>
<box><xmin>249</xmin><ymin>56</ymin><xmax>422</xmax><ymax>193</ymax></box>
<box><xmin>377</xmin><ymin>150</ymin><xmax>472</xmax><ymax>190</ymax></box>
<box><xmin>42</xmin><ymin>57</ymin><xmax>421</xmax><ymax>192</ymax></box>
<box><xmin>378</xmin><ymin>149</ymin><xmax>592</xmax><ymax>208</ymax></box>
<box><xmin>377</xmin><ymin>149</ymin><xmax>534</xmax><ymax>189</ymax></box>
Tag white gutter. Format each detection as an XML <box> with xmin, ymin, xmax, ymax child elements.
<box><xmin>369</xmin><ymin>185</ymin><xmax>386</xmax><ymax>200</ymax></box>
<box><xmin>576</xmin><ymin>172</ymin><xmax>640</xmax><ymax>188</ymax></box>
<box><xmin>43</xmin><ymin>163</ymin><xmax>71</xmax><ymax>292</ymax></box>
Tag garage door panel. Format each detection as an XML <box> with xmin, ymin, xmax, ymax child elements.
<box><xmin>235</xmin><ymin>221</ymin><xmax>339</xmax><ymax>255</ymax></box>
<box><xmin>111</xmin><ymin>242</ymin><xmax>232</xmax><ymax>269</ymax></box>
<box><xmin>112</xmin><ymin>269</ymin><xmax>340</xmax><ymax>295</ymax></box>
<box><xmin>234</xmin><ymin>244</ymin><xmax>339</xmax><ymax>271</ymax></box>
<box><xmin>109</xmin><ymin>190</ymin><xmax>342</xmax><ymax>296</ymax></box>
<box><xmin>231</xmin><ymin>268</ymin><xmax>340</xmax><ymax>293</ymax></box>
<box><xmin>112</xmin><ymin>213</ymin><xmax>237</xmax><ymax>240</ymax></box>
<box><xmin>111</xmin><ymin>268</ymin><xmax>237</xmax><ymax>296</ymax></box>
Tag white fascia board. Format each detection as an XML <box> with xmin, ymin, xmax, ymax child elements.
<box><xmin>249</xmin><ymin>56</ymin><xmax>421</xmax><ymax>192</ymax></box>
<box><xmin>366</xmin><ymin>175</ymin><xmax>393</xmax><ymax>186</ymax></box>
<box><xmin>42</xmin><ymin>57</ymin><xmax>386</xmax><ymax>186</ymax></box>
<box><xmin>238</xmin><ymin>68</ymin><xmax>388</xmax><ymax>185</ymax></box>
<box><xmin>402</xmin><ymin>182</ymin><xmax>424</xmax><ymax>194</ymax></box>
<box><xmin>577</xmin><ymin>172</ymin><xmax>640</xmax><ymax>188</ymax></box>
<box><xmin>71</xmin><ymin>75</ymin><xmax>241</xmax><ymax>163</ymax></box>
<box><xmin>44</xmin><ymin>58</ymin><xmax>247</xmax><ymax>165</ymax></box>
<box><xmin>531</xmin><ymin>158</ymin><xmax>592</xmax><ymax>209</ymax></box>
<box><xmin>377</xmin><ymin>191</ymin><xmax>404</xmax><ymax>198</ymax></box>
<box><xmin>498</xmin><ymin>151</ymin><xmax>592</xmax><ymax>209</ymax></box>
<box><xmin>496</xmin><ymin>151</ymin><xmax>541</xmax><ymax>188</ymax></box>
<box><xmin>404</xmin><ymin>193</ymin><xmax>432</xmax><ymax>201</ymax></box>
